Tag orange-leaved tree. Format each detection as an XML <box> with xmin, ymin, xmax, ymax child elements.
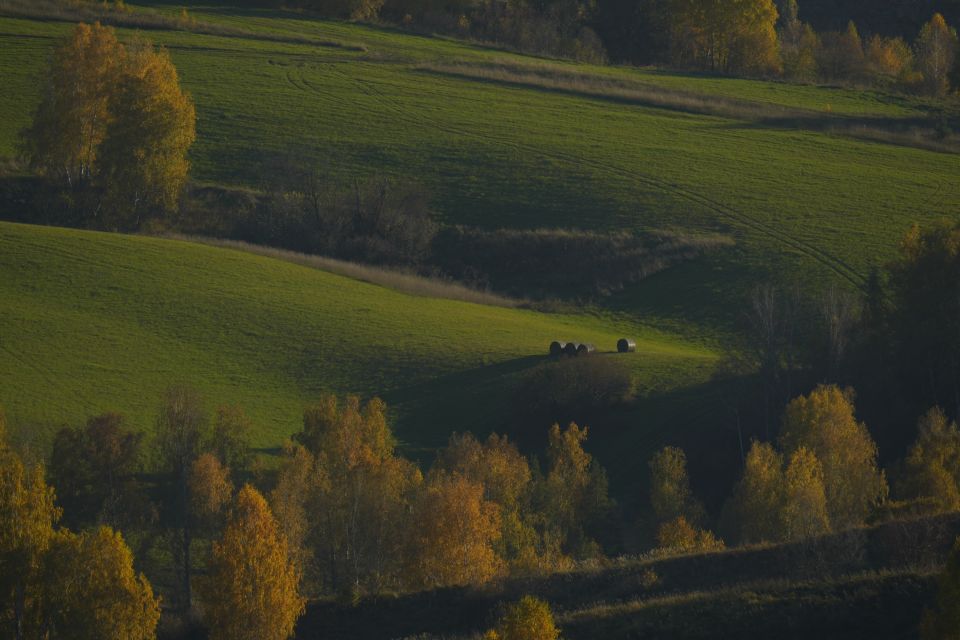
<box><xmin>39</xmin><ymin>526</ymin><xmax>160</xmax><ymax>640</ymax></box>
<box><xmin>898</xmin><ymin>408</ymin><xmax>960</xmax><ymax>512</ymax></box>
<box><xmin>199</xmin><ymin>484</ymin><xmax>305</xmax><ymax>640</ymax></box>
<box><xmin>20</xmin><ymin>22</ymin><xmax>124</xmax><ymax>189</ymax></box>
<box><xmin>287</xmin><ymin>395</ymin><xmax>421</xmax><ymax>596</ymax></box>
<box><xmin>915</xmin><ymin>13</ymin><xmax>958</xmax><ymax>95</ymax></box>
<box><xmin>0</xmin><ymin>408</ymin><xmax>61</xmax><ymax>640</ymax></box>
<box><xmin>20</xmin><ymin>22</ymin><xmax>195</xmax><ymax>228</ymax></box>
<box><xmin>434</xmin><ymin>432</ymin><xmax>541</xmax><ymax>573</ymax></box>
<box><xmin>97</xmin><ymin>39</ymin><xmax>196</xmax><ymax>226</ymax></box>
<box><xmin>485</xmin><ymin>595</ymin><xmax>561</xmax><ymax>640</ymax></box>
<box><xmin>780</xmin><ymin>385</ymin><xmax>887</xmax><ymax>530</ymax></box>
<box><xmin>406</xmin><ymin>471</ymin><xmax>503</xmax><ymax>589</ymax></box>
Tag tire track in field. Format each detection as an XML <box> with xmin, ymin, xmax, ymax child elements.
<box><xmin>299</xmin><ymin>63</ymin><xmax>865</xmax><ymax>287</ymax></box>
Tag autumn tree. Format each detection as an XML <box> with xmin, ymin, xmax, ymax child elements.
<box><xmin>189</xmin><ymin>453</ymin><xmax>233</xmax><ymax>528</ymax></box>
<box><xmin>722</xmin><ymin>441</ymin><xmax>785</xmax><ymax>544</ymax></box>
<box><xmin>648</xmin><ymin>446</ymin><xmax>705</xmax><ymax>525</ymax></box>
<box><xmin>48</xmin><ymin>413</ymin><xmax>146</xmax><ymax>529</ymax></box>
<box><xmin>434</xmin><ymin>432</ymin><xmax>540</xmax><ymax>573</ymax></box>
<box><xmin>898</xmin><ymin>408</ymin><xmax>960</xmax><ymax>511</ymax></box>
<box><xmin>406</xmin><ymin>472</ymin><xmax>503</xmax><ymax>589</ymax></box>
<box><xmin>780</xmin><ymin>447</ymin><xmax>830</xmax><ymax>541</ymax></box>
<box><xmin>915</xmin><ymin>13</ymin><xmax>958</xmax><ymax>95</ymax></box>
<box><xmin>779</xmin><ymin>0</ymin><xmax>819</xmax><ymax>80</ymax></box>
<box><xmin>20</xmin><ymin>22</ymin><xmax>195</xmax><ymax>228</ymax></box>
<box><xmin>780</xmin><ymin>385</ymin><xmax>887</xmax><ymax>529</ymax></box>
<box><xmin>20</xmin><ymin>22</ymin><xmax>123</xmax><ymax>189</ymax></box>
<box><xmin>0</xmin><ymin>417</ymin><xmax>60</xmax><ymax>640</ymax></box>
<box><xmin>97</xmin><ymin>40</ymin><xmax>196</xmax><ymax>226</ymax></box>
<box><xmin>270</xmin><ymin>442</ymin><xmax>322</xmax><ymax>579</ymax></box>
<box><xmin>817</xmin><ymin>21</ymin><xmax>866</xmax><ymax>81</ymax></box>
<box><xmin>535</xmin><ymin>423</ymin><xmax>612</xmax><ymax>560</ymax></box>
<box><xmin>39</xmin><ymin>526</ymin><xmax>160</xmax><ymax>640</ymax></box>
<box><xmin>288</xmin><ymin>395</ymin><xmax>421</xmax><ymax>595</ymax></box>
<box><xmin>655</xmin><ymin>515</ymin><xmax>724</xmax><ymax>553</ymax></box>
<box><xmin>865</xmin><ymin>35</ymin><xmax>913</xmax><ymax>83</ymax></box>
<box><xmin>485</xmin><ymin>596</ymin><xmax>561</xmax><ymax>640</ymax></box>
<box><xmin>198</xmin><ymin>485</ymin><xmax>305</xmax><ymax>640</ymax></box>
<box><xmin>669</xmin><ymin>0</ymin><xmax>781</xmax><ymax>74</ymax></box>
<box><xmin>155</xmin><ymin>385</ymin><xmax>209</xmax><ymax>610</ymax></box>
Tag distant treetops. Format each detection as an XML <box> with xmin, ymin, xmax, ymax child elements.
<box><xmin>20</xmin><ymin>22</ymin><xmax>196</xmax><ymax>230</ymax></box>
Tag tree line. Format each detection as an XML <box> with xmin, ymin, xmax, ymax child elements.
<box><xmin>203</xmin><ymin>0</ymin><xmax>960</xmax><ymax>91</ymax></box>
<box><xmin>0</xmin><ymin>387</ymin><xmax>612</xmax><ymax>638</ymax></box>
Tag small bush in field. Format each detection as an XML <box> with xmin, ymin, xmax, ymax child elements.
<box><xmin>486</xmin><ymin>596</ymin><xmax>560</xmax><ymax>640</ymax></box>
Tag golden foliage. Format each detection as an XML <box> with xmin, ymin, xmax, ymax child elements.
<box><xmin>780</xmin><ymin>385</ymin><xmax>887</xmax><ymax>529</ymax></box>
<box><xmin>0</xmin><ymin>429</ymin><xmax>61</xmax><ymax>635</ymax></box>
<box><xmin>781</xmin><ymin>447</ymin><xmax>830</xmax><ymax>542</ymax></box>
<box><xmin>916</xmin><ymin>13</ymin><xmax>959</xmax><ymax>95</ymax></box>
<box><xmin>40</xmin><ymin>526</ymin><xmax>160</xmax><ymax>640</ymax></box>
<box><xmin>20</xmin><ymin>22</ymin><xmax>196</xmax><ymax>227</ymax></box>
<box><xmin>865</xmin><ymin>35</ymin><xmax>913</xmax><ymax>80</ymax></box>
<box><xmin>406</xmin><ymin>472</ymin><xmax>503</xmax><ymax>589</ymax></box>
<box><xmin>656</xmin><ymin>516</ymin><xmax>724</xmax><ymax>553</ymax></box>
<box><xmin>899</xmin><ymin>408</ymin><xmax>960</xmax><ymax>512</ymax></box>
<box><xmin>669</xmin><ymin>0</ymin><xmax>781</xmax><ymax>74</ymax></box>
<box><xmin>538</xmin><ymin>423</ymin><xmax>611</xmax><ymax>561</ymax></box>
<box><xmin>435</xmin><ymin>432</ymin><xmax>541</xmax><ymax>573</ymax></box>
<box><xmin>189</xmin><ymin>452</ymin><xmax>233</xmax><ymax>520</ymax></box>
<box><xmin>20</xmin><ymin>22</ymin><xmax>123</xmax><ymax>186</ymax></box>
<box><xmin>725</xmin><ymin>441</ymin><xmax>785</xmax><ymax>544</ymax></box>
<box><xmin>724</xmin><ymin>441</ymin><xmax>831</xmax><ymax>544</ymax></box>
<box><xmin>487</xmin><ymin>596</ymin><xmax>561</xmax><ymax>640</ymax></box>
<box><xmin>98</xmin><ymin>40</ymin><xmax>196</xmax><ymax>223</ymax></box>
<box><xmin>270</xmin><ymin>442</ymin><xmax>329</xmax><ymax>578</ymax></box>
<box><xmin>199</xmin><ymin>485</ymin><xmax>305</xmax><ymax>640</ymax></box>
<box><xmin>286</xmin><ymin>395</ymin><xmax>421</xmax><ymax>594</ymax></box>
<box><xmin>649</xmin><ymin>446</ymin><xmax>704</xmax><ymax>524</ymax></box>
<box><xmin>437</xmin><ymin>432</ymin><xmax>531</xmax><ymax>511</ymax></box>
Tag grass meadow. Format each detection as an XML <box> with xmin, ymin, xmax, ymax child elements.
<box><xmin>0</xmin><ymin>221</ymin><xmax>717</xmax><ymax>460</ymax></box>
<box><xmin>1</xmin><ymin>6</ymin><xmax>959</xmax><ymax>325</ymax></box>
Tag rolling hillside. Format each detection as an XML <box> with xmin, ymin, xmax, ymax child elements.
<box><xmin>0</xmin><ymin>221</ymin><xmax>717</xmax><ymax>459</ymax></box>
<box><xmin>1</xmin><ymin>5</ymin><xmax>959</xmax><ymax>330</ymax></box>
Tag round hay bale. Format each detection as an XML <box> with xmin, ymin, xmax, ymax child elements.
<box><xmin>577</xmin><ymin>343</ymin><xmax>596</xmax><ymax>356</ymax></box>
<box><xmin>617</xmin><ymin>338</ymin><xmax>637</xmax><ymax>353</ymax></box>
<box><xmin>563</xmin><ymin>342</ymin><xmax>578</xmax><ymax>357</ymax></box>
<box><xmin>549</xmin><ymin>341</ymin><xmax>564</xmax><ymax>357</ymax></box>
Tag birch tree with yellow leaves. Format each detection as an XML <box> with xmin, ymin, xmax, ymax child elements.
<box><xmin>21</xmin><ymin>22</ymin><xmax>195</xmax><ymax>228</ymax></box>
<box><xmin>199</xmin><ymin>485</ymin><xmax>305</xmax><ymax>640</ymax></box>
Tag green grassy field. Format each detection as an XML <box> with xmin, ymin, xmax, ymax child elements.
<box><xmin>0</xmin><ymin>3</ymin><xmax>958</xmax><ymax>482</ymax></box>
<box><xmin>1</xmin><ymin>7</ymin><xmax>959</xmax><ymax>325</ymax></box>
<box><xmin>0</xmin><ymin>221</ymin><xmax>717</xmax><ymax>459</ymax></box>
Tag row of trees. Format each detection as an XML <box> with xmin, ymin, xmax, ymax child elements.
<box><xmin>777</xmin><ymin>7</ymin><xmax>959</xmax><ymax>94</ymax></box>
<box><xmin>637</xmin><ymin>0</ymin><xmax>959</xmax><ymax>86</ymax></box>
<box><xmin>650</xmin><ymin>383</ymin><xmax>960</xmax><ymax>555</ymax></box>
<box><xmin>0</xmin><ymin>389</ymin><xmax>613</xmax><ymax>638</ymax></box>
<box><xmin>20</xmin><ymin>23</ymin><xmax>196</xmax><ymax>230</ymax></box>
<box><xmin>270</xmin><ymin>0</ymin><xmax>960</xmax><ymax>90</ymax></box>
<box><xmin>274</xmin><ymin>396</ymin><xmax>612</xmax><ymax>597</ymax></box>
